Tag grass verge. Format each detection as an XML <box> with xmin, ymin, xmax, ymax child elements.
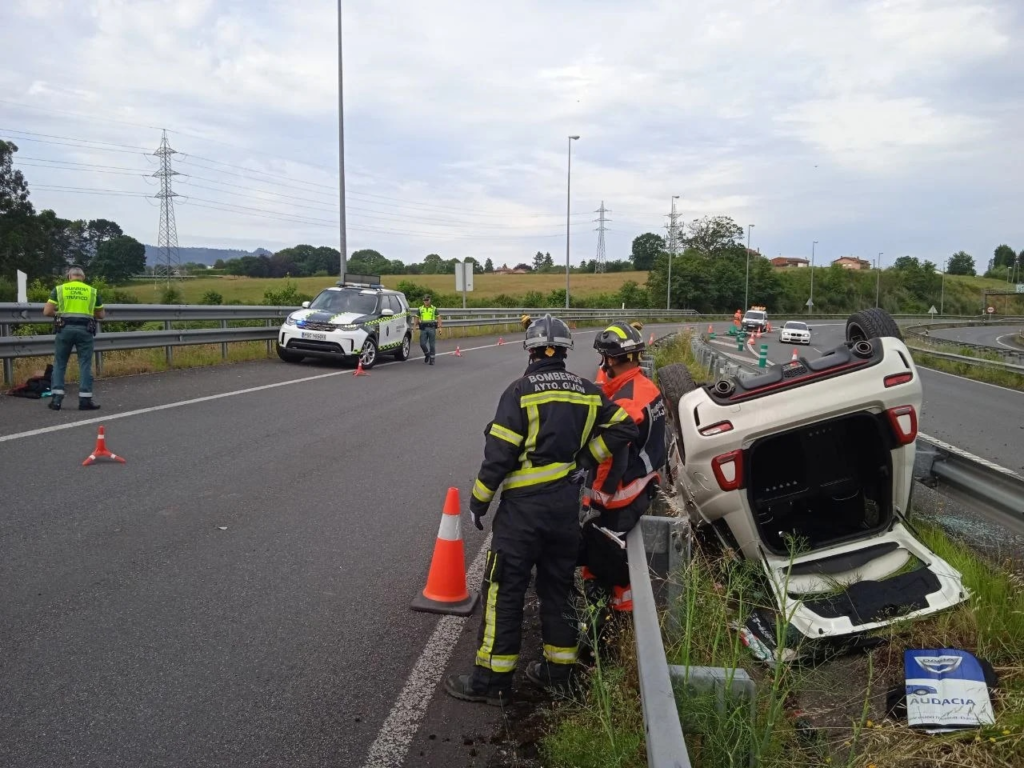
<box><xmin>540</xmin><ymin>329</ymin><xmax>1024</xmax><ymax>767</ymax></box>
<box><xmin>910</xmin><ymin>350</ymin><xmax>1024</xmax><ymax>392</ymax></box>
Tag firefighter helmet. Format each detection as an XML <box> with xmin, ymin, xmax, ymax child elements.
<box><xmin>593</xmin><ymin>321</ymin><xmax>646</xmax><ymax>358</ymax></box>
<box><xmin>524</xmin><ymin>313</ymin><xmax>574</xmax><ymax>351</ymax></box>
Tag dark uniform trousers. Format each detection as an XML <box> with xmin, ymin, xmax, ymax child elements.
<box><xmin>473</xmin><ymin>481</ymin><xmax>582</xmax><ymax>691</ymax></box>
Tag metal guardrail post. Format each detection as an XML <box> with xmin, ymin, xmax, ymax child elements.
<box><xmin>1</xmin><ymin>322</ymin><xmax>12</xmax><ymax>385</ymax></box>
<box><xmin>265</xmin><ymin>319</ymin><xmax>273</xmax><ymax>356</ymax></box>
<box><xmin>221</xmin><ymin>320</ymin><xmax>228</xmax><ymax>360</ymax></box>
<box><xmin>94</xmin><ymin>323</ymin><xmax>104</xmax><ymax>377</ymax></box>
<box><xmin>164</xmin><ymin>320</ymin><xmax>173</xmax><ymax>366</ymax></box>
<box><xmin>628</xmin><ymin>517</ymin><xmax>692</xmax><ymax>768</ymax></box>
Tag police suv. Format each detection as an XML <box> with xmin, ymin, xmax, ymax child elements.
<box><xmin>275</xmin><ymin>274</ymin><xmax>412</xmax><ymax>369</ymax></box>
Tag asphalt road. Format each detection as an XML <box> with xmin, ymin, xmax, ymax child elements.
<box><xmin>708</xmin><ymin>319</ymin><xmax>1024</xmax><ymax>474</ymax></box>
<box><xmin>0</xmin><ymin>325</ymin><xmax>684</xmax><ymax>768</ymax></box>
<box><xmin>927</xmin><ymin>324</ymin><xmax>1024</xmax><ymax>350</ymax></box>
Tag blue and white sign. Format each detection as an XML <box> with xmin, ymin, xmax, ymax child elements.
<box><xmin>905</xmin><ymin>649</ymin><xmax>994</xmax><ymax>732</ymax></box>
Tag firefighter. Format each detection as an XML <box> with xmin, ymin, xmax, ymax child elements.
<box><xmin>444</xmin><ymin>314</ymin><xmax>638</xmax><ymax>706</ymax></box>
<box><xmin>594</xmin><ymin>320</ymin><xmax>643</xmax><ymax>386</ymax></box>
<box><xmin>41</xmin><ymin>266</ymin><xmax>105</xmax><ymax>411</ymax></box>
<box><xmin>579</xmin><ymin>321</ymin><xmax>667</xmax><ymax>647</ymax></box>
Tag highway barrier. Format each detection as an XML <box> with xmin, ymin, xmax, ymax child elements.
<box><xmin>908</xmin><ymin>346</ymin><xmax>1024</xmax><ymax>374</ymax></box>
<box><xmin>904</xmin><ymin>320</ymin><xmax>1024</xmax><ymax>364</ymax></box>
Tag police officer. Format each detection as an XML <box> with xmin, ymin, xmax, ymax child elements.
<box><xmin>42</xmin><ymin>266</ymin><xmax>105</xmax><ymax>411</ymax></box>
<box><xmin>416</xmin><ymin>294</ymin><xmax>441</xmax><ymax>364</ymax></box>
<box><xmin>444</xmin><ymin>314</ymin><xmax>638</xmax><ymax>706</ymax></box>
<box><xmin>579</xmin><ymin>321</ymin><xmax>667</xmax><ymax>644</ymax></box>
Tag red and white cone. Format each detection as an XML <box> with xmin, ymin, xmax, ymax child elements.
<box><xmin>791</xmin><ymin>347</ymin><xmax>799</xmax><ymax>362</ymax></box>
<box><xmin>353</xmin><ymin>360</ymin><xmax>370</xmax><ymax>376</ymax></box>
<box><xmin>82</xmin><ymin>426</ymin><xmax>126</xmax><ymax>467</ymax></box>
<box><xmin>497</xmin><ymin>337</ymin><xmax>505</xmax><ymax>346</ymax></box>
<box><xmin>454</xmin><ymin>346</ymin><xmax>462</xmax><ymax>357</ymax></box>
<box><xmin>410</xmin><ymin>487</ymin><xmax>479</xmax><ymax>616</ymax></box>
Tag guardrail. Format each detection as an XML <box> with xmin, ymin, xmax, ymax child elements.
<box><xmin>908</xmin><ymin>347</ymin><xmax>1024</xmax><ymax>374</ymax></box>
<box><xmin>904</xmin><ymin>321</ymin><xmax>1024</xmax><ymax>363</ymax></box>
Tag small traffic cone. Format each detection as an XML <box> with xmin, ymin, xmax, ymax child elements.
<box><xmin>410</xmin><ymin>487</ymin><xmax>479</xmax><ymax>616</ymax></box>
<box><xmin>648</xmin><ymin>332</ymin><xmax>655</xmax><ymax>345</ymax></box>
<box><xmin>498</xmin><ymin>337</ymin><xmax>505</xmax><ymax>346</ymax></box>
<box><xmin>707</xmin><ymin>324</ymin><xmax>713</xmax><ymax>333</ymax></box>
<box><xmin>454</xmin><ymin>345</ymin><xmax>462</xmax><ymax>357</ymax></box>
<box><xmin>82</xmin><ymin>425</ymin><xmax>126</xmax><ymax>467</ymax></box>
<box><xmin>353</xmin><ymin>360</ymin><xmax>370</xmax><ymax>376</ymax></box>
<box><xmin>790</xmin><ymin>347</ymin><xmax>800</xmax><ymax>363</ymax></box>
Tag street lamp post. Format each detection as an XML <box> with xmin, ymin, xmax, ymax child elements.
<box><xmin>809</xmin><ymin>241</ymin><xmax>818</xmax><ymax>313</ymax></box>
<box><xmin>941</xmin><ymin>257</ymin><xmax>948</xmax><ymax>316</ymax></box>
<box><xmin>667</xmin><ymin>195</ymin><xmax>679</xmax><ymax>310</ymax></box>
<box><xmin>876</xmin><ymin>252</ymin><xmax>882</xmax><ymax>308</ymax></box>
<box><xmin>565</xmin><ymin>135</ymin><xmax>580</xmax><ymax>310</ymax></box>
<box><xmin>744</xmin><ymin>224</ymin><xmax>755</xmax><ymax>310</ymax></box>
<box><xmin>337</xmin><ymin>0</ymin><xmax>347</xmax><ymax>277</ymax></box>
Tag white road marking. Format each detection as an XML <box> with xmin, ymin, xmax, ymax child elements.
<box><xmin>0</xmin><ymin>338</ymin><xmax>522</xmax><ymax>445</ymax></box>
<box><xmin>918</xmin><ymin>365</ymin><xmax>1024</xmax><ymax>396</ymax></box>
<box><xmin>995</xmin><ymin>334</ymin><xmax>1020</xmax><ymax>350</ymax></box>
<box><xmin>362</xmin><ymin>533</ymin><xmax>492</xmax><ymax>768</ymax></box>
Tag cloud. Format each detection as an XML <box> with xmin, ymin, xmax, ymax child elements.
<box><xmin>0</xmin><ymin>0</ymin><xmax>1021</xmax><ymax>268</ymax></box>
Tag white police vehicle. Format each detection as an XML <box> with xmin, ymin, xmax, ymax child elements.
<box><xmin>276</xmin><ymin>274</ymin><xmax>412</xmax><ymax>369</ymax></box>
<box><xmin>658</xmin><ymin>309</ymin><xmax>967</xmax><ymax>640</ymax></box>
<box><xmin>779</xmin><ymin>320</ymin><xmax>812</xmax><ymax>345</ymax></box>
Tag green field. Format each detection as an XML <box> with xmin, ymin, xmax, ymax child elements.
<box><xmin>124</xmin><ymin>272</ymin><xmax>651</xmax><ymax>305</ymax></box>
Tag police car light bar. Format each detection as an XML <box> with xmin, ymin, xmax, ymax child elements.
<box><xmin>339</xmin><ymin>272</ymin><xmax>384</xmax><ymax>288</ymax></box>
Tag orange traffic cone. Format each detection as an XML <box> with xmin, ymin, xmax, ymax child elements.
<box><xmin>353</xmin><ymin>360</ymin><xmax>370</xmax><ymax>376</ymax></box>
<box><xmin>410</xmin><ymin>487</ymin><xmax>479</xmax><ymax>616</ymax></box>
<box><xmin>498</xmin><ymin>337</ymin><xmax>505</xmax><ymax>346</ymax></box>
<box><xmin>707</xmin><ymin>324</ymin><xmax>713</xmax><ymax>333</ymax></box>
<box><xmin>790</xmin><ymin>347</ymin><xmax>799</xmax><ymax>363</ymax></box>
<box><xmin>454</xmin><ymin>345</ymin><xmax>462</xmax><ymax>357</ymax></box>
<box><xmin>648</xmin><ymin>332</ymin><xmax>655</xmax><ymax>345</ymax></box>
<box><xmin>82</xmin><ymin>425</ymin><xmax>126</xmax><ymax>467</ymax></box>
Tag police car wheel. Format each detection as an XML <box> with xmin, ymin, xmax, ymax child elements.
<box><xmin>359</xmin><ymin>338</ymin><xmax>378</xmax><ymax>369</ymax></box>
<box><xmin>393</xmin><ymin>333</ymin><xmax>412</xmax><ymax>361</ymax></box>
<box><xmin>276</xmin><ymin>344</ymin><xmax>305</xmax><ymax>364</ymax></box>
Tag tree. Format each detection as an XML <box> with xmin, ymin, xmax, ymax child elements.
<box><xmin>213</xmin><ymin>259</ymin><xmax>226</xmax><ymax>269</ymax></box>
<box><xmin>683</xmin><ymin>216</ymin><xmax>744</xmax><ymax>257</ymax></box>
<box><xmin>422</xmin><ymin>253</ymin><xmax>444</xmax><ymax>274</ymax></box>
<box><xmin>542</xmin><ymin>252</ymin><xmax>554</xmax><ymax>271</ymax></box>
<box><xmin>893</xmin><ymin>256</ymin><xmax>920</xmax><ymax>271</ymax></box>
<box><xmin>947</xmin><ymin>250</ymin><xmax>975</xmax><ymax>276</ymax></box>
<box><xmin>84</xmin><ymin>218</ymin><xmax>123</xmax><ymax>265</ymax></box>
<box><xmin>0</xmin><ymin>140</ymin><xmax>37</xmax><ymax>277</ymax></box>
<box><xmin>993</xmin><ymin>244</ymin><xmax>1016</xmax><ymax>271</ymax></box>
<box><xmin>630</xmin><ymin>233</ymin><xmax>665</xmax><ymax>270</ymax></box>
<box><xmin>532</xmin><ymin>251</ymin><xmax>546</xmax><ymax>271</ymax></box>
<box><xmin>91</xmin><ymin>235</ymin><xmax>146</xmax><ymax>284</ymax></box>
<box><xmin>484</xmin><ymin>257</ymin><xmax>494</xmax><ymax>273</ymax></box>
<box><xmin>348</xmin><ymin>248</ymin><xmax>390</xmax><ymax>276</ymax></box>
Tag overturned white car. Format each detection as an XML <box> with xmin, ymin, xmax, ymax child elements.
<box><xmin>659</xmin><ymin>309</ymin><xmax>967</xmax><ymax>640</ymax></box>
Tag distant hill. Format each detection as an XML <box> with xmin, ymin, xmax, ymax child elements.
<box><xmin>144</xmin><ymin>245</ymin><xmax>273</xmax><ymax>266</ymax></box>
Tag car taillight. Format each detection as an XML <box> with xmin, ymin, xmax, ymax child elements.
<box><xmin>884</xmin><ymin>373</ymin><xmax>913</xmax><ymax>387</ymax></box>
<box><xmin>711</xmin><ymin>450</ymin><xmax>744</xmax><ymax>491</ymax></box>
<box><xmin>886</xmin><ymin>405</ymin><xmax>918</xmax><ymax>445</ymax></box>
<box><xmin>699</xmin><ymin>421</ymin><xmax>734</xmax><ymax>437</ymax></box>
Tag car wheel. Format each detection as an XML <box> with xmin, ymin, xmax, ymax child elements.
<box><xmin>276</xmin><ymin>344</ymin><xmax>304</xmax><ymax>364</ymax></box>
<box><xmin>393</xmin><ymin>333</ymin><xmax>411</xmax><ymax>361</ymax></box>
<box><xmin>359</xmin><ymin>337</ymin><xmax>379</xmax><ymax>369</ymax></box>
<box><xmin>846</xmin><ymin>308</ymin><xmax>903</xmax><ymax>343</ymax></box>
<box><xmin>657</xmin><ymin>363</ymin><xmax>697</xmax><ymax>446</ymax></box>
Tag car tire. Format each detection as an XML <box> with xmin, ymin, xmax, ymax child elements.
<box><xmin>393</xmin><ymin>333</ymin><xmax>412</xmax><ymax>361</ymax></box>
<box><xmin>359</xmin><ymin>337</ymin><xmax>379</xmax><ymax>369</ymax></box>
<box><xmin>657</xmin><ymin>363</ymin><xmax>698</xmax><ymax>446</ymax></box>
<box><xmin>276</xmin><ymin>344</ymin><xmax>304</xmax><ymax>364</ymax></box>
<box><xmin>846</xmin><ymin>308</ymin><xmax>903</xmax><ymax>343</ymax></box>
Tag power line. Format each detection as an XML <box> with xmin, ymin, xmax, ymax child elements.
<box><xmin>594</xmin><ymin>202</ymin><xmax>611</xmax><ymax>273</ymax></box>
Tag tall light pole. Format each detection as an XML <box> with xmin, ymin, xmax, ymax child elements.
<box><xmin>667</xmin><ymin>195</ymin><xmax>679</xmax><ymax>310</ymax></box>
<box><xmin>809</xmin><ymin>240</ymin><xmax>818</xmax><ymax>313</ymax></box>
<box><xmin>565</xmin><ymin>135</ymin><xmax>579</xmax><ymax>309</ymax></box>
<box><xmin>941</xmin><ymin>257</ymin><xmax>948</xmax><ymax>315</ymax></box>
<box><xmin>876</xmin><ymin>252</ymin><xmax>882</xmax><ymax>308</ymax></box>
<box><xmin>337</xmin><ymin>0</ymin><xmax>347</xmax><ymax>277</ymax></box>
<box><xmin>744</xmin><ymin>224</ymin><xmax>755</xmax><ymax>310</ymax></box>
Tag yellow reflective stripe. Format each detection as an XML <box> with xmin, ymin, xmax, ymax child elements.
<box><xmin>580</xmin><ymin>403</ymin><xmax>599</xmax><ymax>452</ymax></box>
<box><xmin>475</xmin><ymin>653</ymin><xmax>518</xmax><ymax>672</ymax></box>
<box><xmin>588</xmin><ymin>435</ymin><xmax>611</xmax><ymax>463</ymax></box>
<box><xmin>604</xmin><ymin>324</ymin><xmax>628</xmax><ymax>338</ymax></box>
<box><xmin>477</xmin><ymin>553</ymin><xmax>501</xmax><ymax>667</ymax></box>
<box><xmin>543</xmin><ymin>644</ymin><xmax>578</xmax><ymax>664</ymax></box>
<box><xmin>599</xmin><ymin>406</ymin><xmax>629</xmax><ymax>428</ymax></box>
<box><xmin>519</xmin><ymin>404</ymin><xmax>540</xmax><ymax>469</ymax></box>
<box><xmin>473</xmin><ymin>479</ymin><xmax>495</xmax><ymax>503</ymax></box>
<box><xmin>520</xmin><ymin>392</ymin><xmax>602</xmax><ymax>408</ymax></box>
<box><xmin>489</xmin><ymin>423</ymin><xmax>524</xmax><ymax>447</ymax></box>
<box><xmin>504</xmin><ymin>461</ymin><xmax>575</xmax><ymax>490</ymax></box>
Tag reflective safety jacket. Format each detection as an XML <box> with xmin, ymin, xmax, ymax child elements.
<box><xmin>588</xmin><ymin>366</ymin><xmax>667</xmax><ymax>510</ymax></box>
<box><xmin>48</xmin><ymin>281</ymin><xmax>102</xmax><ymax>319</ymax></box>
<box><xmin>470</xmin><ymin>358</ymin><xmax>638</xmax><ymax>513</ymax></box>
<box><xmin>419</xmin><ymin>305</ymin><xmax>438</xmax><ymax>321</ymax></box>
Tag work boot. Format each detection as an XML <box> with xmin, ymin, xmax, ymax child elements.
<box><xmin>424</xmin><ymin>354</ymin><xmax>429</xmax><ymax>364</ymax></box>
<box><xmin>443</xmin><ymin>674</ymin><xmax>511</xmax><ymax>707</ymax></box>
<box><xmin>48</xmin><ymin>394</ymin><xmax>63</xmax><ymax>411</ymax></box>
<box><xmin>429</xmin><ymin>355</ymin><xmax>435</xmax><ymax>365</ymax></box>
<box><xmin>78</xmin><ymin>398</ymin><xmax>101</xmax><ymax>411</ymax></box>
<box><xmin>525</xmin><ymin>661</ymin><xmax>580</xmax><ymax>697</ymax></box>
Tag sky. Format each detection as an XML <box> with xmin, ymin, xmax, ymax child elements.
<box><xmin>1</xmin><ymin>0</ymin><xmax>1022</xmax><ymax>271</ymax></box>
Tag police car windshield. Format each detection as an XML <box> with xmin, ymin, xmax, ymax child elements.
<box><xmin>745</xmin><ymin>311</ymin><xmax>765</xmax><ymax>319</ymax></box>
<box><xmin>309</xmin><ymin>290</ymin><xmax>379</xmax><ymax>315</ymax></box>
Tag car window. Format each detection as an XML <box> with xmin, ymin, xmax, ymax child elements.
<box><xmin>785</xmin><ymin>322</ymin><xmax>807</xmax><ymax>330</ymax></box>
<box><xmin>309</xmin><ymin>290</ymin><xmax>379</xmax><ymax>315</ymax></box>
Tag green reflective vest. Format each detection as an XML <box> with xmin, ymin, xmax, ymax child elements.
<box><xmin>56</xmin><ymin>281</ymin><xmax>99</xmax><ymax>318</ymax></box>
<box><xmin>419</xmin><ymin>305</ymin><xmax>437</xmax><ymax>322</ymax></box>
